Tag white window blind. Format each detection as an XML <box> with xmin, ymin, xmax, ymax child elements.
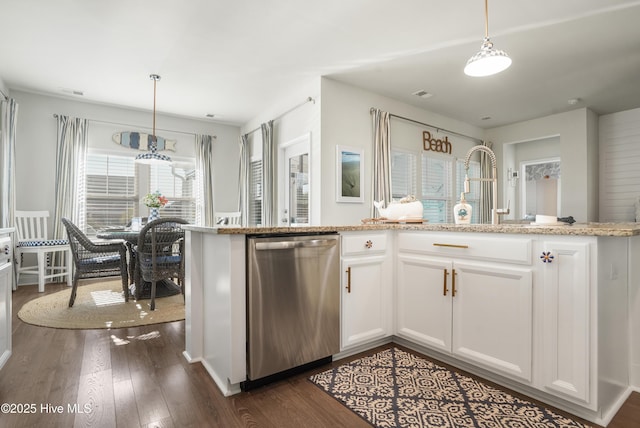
<box><xmin>391</xmin><ymin>150</ymin><xmax>417</xmax><ymax>200</ymax></box>
<box><xmin>85</xmin><ymin>153</ymin><xmax>138</xmax><ymax>233</ymax></box>
<box><xmin>421</xmin><ymin>154</ymin><xmax>452</xmax><ymax>223</ymax></box>
<box><xmin>249</xmin><ymin>160</ymin><xmax>262</xmax><ymax>226</ymax></box>
<box><xmin>289</xmin><ymin>154</ymin><xmax>309</xmax><ymax>225</ymax></box>
<box><xmin>85</xmin><ymin>152</ymin><xmax>197</xmax><ymax>233</ymax></box>
<box><xmin>150</xmin><ymin>163</ymin><xmax>196</xmax><ymax>223</ymax></box>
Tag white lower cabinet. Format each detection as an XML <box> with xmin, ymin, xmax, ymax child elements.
<box><xmin>340</xmin><ymin>232</ymin><xmax>392</xmax><ymax>350</ymax></box>
<box><xmin>537</xmin><ymin>238</ymin><xmax>593</xmax><ymax>407</ymax></box>
<box><xmin>397</xmin><ymin>253</ymin><xmax>533</xmax><ymax>382</ymax></box>
<box><xmin>338</xmin><ymin>230</ymin><xmax>629</xmax><ymax>423</ymax></box>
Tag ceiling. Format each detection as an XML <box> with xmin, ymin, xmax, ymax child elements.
<box><xmin>2</xmin><ymin>0</ymin><xmax>640</xmax><ymax>128</ymax></box>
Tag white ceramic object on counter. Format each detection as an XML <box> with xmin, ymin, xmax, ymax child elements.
<box><xmin>454</xmin><ymin>192</ymin><xmax>472</xmax><ymax>224</ymax></box>
<box><xmin>374</xmin><ymin>199</ymin><xmax>424</xmax><ymax>221</ymax></box>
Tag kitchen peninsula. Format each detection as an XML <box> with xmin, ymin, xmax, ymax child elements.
<box><xmin>182</xmin><ymin>222</ymin><xmax>640</xmax><ymax>426</ymax></box>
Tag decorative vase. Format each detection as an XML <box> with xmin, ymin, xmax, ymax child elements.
<box><xmin>149</xmin><ymin>207</ymin><xmax>160</xmax><ymax>222</ymax></box>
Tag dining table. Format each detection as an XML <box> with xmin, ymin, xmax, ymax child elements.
<box><xmin>96</xmin><ymin>227</ymin><xmax>182</xmax><ymax>300</ymax></box>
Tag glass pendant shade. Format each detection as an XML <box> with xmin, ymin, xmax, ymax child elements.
<box><xmin>135</xmin><ymin>139</ymin><xmax>171</xmax><ymax>164</ymax></box>
<box><xmin>464</xmin><ymin>37</ymin><xmax>511</xmax><ymax>77</ymax></box>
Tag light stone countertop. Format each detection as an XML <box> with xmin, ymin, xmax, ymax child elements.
<box><xmin>183</xmin><ymin>222</ymin><xmax>640</xmax><ymax>237</ymax></box>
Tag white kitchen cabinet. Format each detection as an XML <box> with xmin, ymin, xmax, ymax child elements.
<box><xmin>397</xmin><ymin>249</ymin><xmax>533</xmax><ymax>382</ymax></box>
<box><xmin>396</xmin><ymin>254</ymin><xmax>451</xmax><ymax>353</ymax></box>
<box><xmin>340</xmin><ymin>232</ymin><xmax>392</xmax><ymax>350</ymax></box>
<box><xmin>537</xmin><ymin>238</ymin><xmax>593</xmax><ymax>406</ymax></box>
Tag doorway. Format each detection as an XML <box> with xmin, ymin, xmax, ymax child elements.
<box><xmin>279</xmin><ymin>134</ymin><xmax>311</xmax><ymax>226</ymax></box>
<box><xmin>520</xmin><ymin>158</ymin><xmax>561</xmax><ymax>219</ymax></box>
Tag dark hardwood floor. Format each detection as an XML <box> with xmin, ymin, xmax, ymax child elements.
<box><xmin>1</xmin><ymin>282</ymin><xmax>638</xmax><ymax>428</ymax></box>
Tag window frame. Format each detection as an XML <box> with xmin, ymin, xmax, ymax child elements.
<box><xmin>84</xmin><ymin>149</ymin><xmax>196</xmax><ymax>234</ymax></box>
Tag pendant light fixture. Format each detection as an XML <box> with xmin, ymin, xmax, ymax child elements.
<box><xmin>464</xmin><ymin>0</ymin><xmax>512</xmax><ymax>77</ymax></box>
<box><xmin>135</xmin><ymin>74</ymin><xmax>172</xmax><ymax>164</ymax></box>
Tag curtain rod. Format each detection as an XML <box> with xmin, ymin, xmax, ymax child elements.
<box><xmin>370</xmin><ymin>108</ymin><xmax>483</xmax><ymax>145</ymax></box>
<box><xmin>245</xmin><ymin>96</ymin><xmax>315</xmax><ymax>136</ymax></box>
<box><xmin>0</xmin><ymin>88</ymin><xmax>8</xmax><ymax>101</ymax></box>
<box><xmin>52</xmin><ymin>114</ymin><xmax>216</xmax><ymax>139</ymax></box>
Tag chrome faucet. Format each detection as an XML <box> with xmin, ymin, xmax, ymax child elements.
<box><xmin>463</xmin><ymin>144</ymin><xmax>510</xmax><ymax>225</ymax></box>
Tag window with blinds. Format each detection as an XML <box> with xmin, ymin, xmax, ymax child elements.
<box><xmin>390</xmin><ymin>150</ymin><xmax>481</xmax><ymax>223</ymax></box>
<box><xmin>249</xmin><ymin>160</ymin><xmax>262</xmax><ymax>226</ymax></box>
<box><xmin>149</xmin><ymin>163</ymin><xmax>196</xmax><ymax>223</ymax></box>
<box><xmin>85</xmin><ymin>153</ymin><xmax>138</xmax><ymax>233</ymax></box>
<box><xmin>422</xmin><ymin>154</ymin><xmax>453</xmax><ymax>223</ymax></box>
<box><xmin>85</xmin><ymin>152</ymin><xmax>197</xmax><ymax>234</ymax></box>
<box><xmin>391</xmin><ymin>150</ymin><xmax>416</xmax><ymax>199</ymax></box>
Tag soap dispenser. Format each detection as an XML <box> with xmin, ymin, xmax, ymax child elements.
<box><xmin>454</xmin><ymin>192</ymin><xmax>472</xmax><ymax>224</ymax></box>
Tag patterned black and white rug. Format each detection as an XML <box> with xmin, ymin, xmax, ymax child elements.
<box><xmin>309</xmin><ymin>347</ymin><xmax>590</xmax><ymax>428</ymax></box>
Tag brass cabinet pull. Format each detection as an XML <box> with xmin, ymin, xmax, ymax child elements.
<box><xmin>443</xmin><ymin>269</ymin><xmax>449</xmax><ymax>296</ymax></box>
<box><xmin>433</xmin><ymin>243</ymin><xmax>469</xmax><ymax>249</ymax></box>
<box><xmin>346</xmin><ymin>266</ymin><xmax>352</xmax><ymax>293</ymax></box>
<box><xmin>452</xmin><ymin>268</ymin><xmax>457</xmax><ymax>297</ymax></box>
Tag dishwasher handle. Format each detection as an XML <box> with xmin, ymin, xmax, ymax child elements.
<box><xmin>255</xmin><ymin>238</ymin><xmax>337</xmax><ymax>251</ymax></box>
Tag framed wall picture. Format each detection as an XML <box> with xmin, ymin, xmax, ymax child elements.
<box><xmin>336</xmin><ymin>145</ymin><xmax>364</xmax><ymax>203</ymax></box>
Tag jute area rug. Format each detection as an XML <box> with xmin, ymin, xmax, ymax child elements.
<box><xmin>310</xmin><ymin>347</ymin><xmax>590</xmax><ymax>428</ymax></box>
<box><xmin>18</xmin><ymin>279</ymin><xmax>185</xmax><ymax>330</ymax></box>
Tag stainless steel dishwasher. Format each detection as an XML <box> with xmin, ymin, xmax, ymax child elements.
<box><xmin>244</xmin><ymin>232</ymin><xmax>340</xmax><ymax>388</ymax></box>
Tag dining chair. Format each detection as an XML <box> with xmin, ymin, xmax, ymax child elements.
<box><xmin>214</xmin><ymin>211</ymin><xmax>241</xmax><ymax>226</ymax></box>
<box><xmin>134</xmin><ymin>218</ymin><xmax>188</xmax><ymax>310</ymax></box>
<box><xmin>15</xmin><ymin>210</ymin><xmax>72</xmax><ymax>292</ymax></box>
<box><xmin>61</xmin><ymin>218</ymin><xmax>129</xmax><ymax>307</ymax></box>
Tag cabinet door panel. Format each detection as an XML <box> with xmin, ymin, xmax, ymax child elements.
<box><xmin>452</xmin><ymin>262</ymin><xmax>533</xmax><ymax>382</ymax></box>
<box><xmin>541</xmin><ymin>241</ymin><xmax>590</xmax><ymax>403</ymax></box>
<box><xmin>341</xmin><ymin>256</ymin><xmax>390</xmax><ymax>348</ymax></box>
<box><xmin>397</xmin><ymin>255</ymin><xmax>452</xmax><ymax>353</ymax></box>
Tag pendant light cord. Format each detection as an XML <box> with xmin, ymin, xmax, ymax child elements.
<box><xmin>484</xmin><ymin>0</ymin><xmax>489</xmax><ymax>38</ymax></box>
<box><xmin>150</xmin><ymin>74</ymin><xmax>160</xmax><ymax>144</ymax></box>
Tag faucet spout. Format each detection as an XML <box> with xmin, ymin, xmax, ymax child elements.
<box><xmin>463</xmin><ymin>144</ymin><xmax>506</xmax><ymax>225</ymax></box>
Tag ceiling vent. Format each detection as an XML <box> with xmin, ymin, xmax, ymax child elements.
<box><xmin>412</xmin><ymin>90</ymin><xmax>433</xmax><ymax>99</ymax></box>
<box><xmin>61</xmin><ymin>88</ymin><xmax>84</xmax><ymax>96</ymax></box>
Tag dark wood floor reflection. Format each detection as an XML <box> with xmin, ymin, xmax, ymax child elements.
<box><xmin>0</xmin><ymin>283</ymin><xmax>637</xmax><ymax>427</ymax></box>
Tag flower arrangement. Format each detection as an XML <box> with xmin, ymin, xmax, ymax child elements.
<box><xmin>143</xmin><ymin>191</ymin><xmax>168</xmax><ymax>208</ymax></box>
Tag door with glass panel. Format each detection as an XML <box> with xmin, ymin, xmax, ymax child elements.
<box><xmin>280</xmin><ymin>136</ymin><xmax>310</xmax><ymax>226</ymax></box>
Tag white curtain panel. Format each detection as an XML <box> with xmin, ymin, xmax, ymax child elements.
<box><xmin>53</xmin><ymin>115</ymin><xmax>88</xmax><ymax>238</ymax></box>
<box><xmin>261</xmin><ymin>121</ymin><xmax>276</xmax><ymax>226</ymax></box>
<box><xmin>195</xmin><ymin>134</ymin><xmax>215</xmax><ymax>226</ymax></box>
<box><xmin>371</xmin><ymin>109</ymin><xmax>392</xmax><ymax>217</ymax></box>
<box><xmin>0</xmin><ymin>98</ymin><xmax>17</xmax><ymax>230</ymax></box>
<box><xmin>237</xmin><ymin>134</ymin><xmax>249</xmax><ymax>226</ymax></box>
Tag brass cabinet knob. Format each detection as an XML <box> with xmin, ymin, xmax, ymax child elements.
<box><xmin>365</xmin><ymin>240</ymin><xmax>373</xmax><ymax>249</ymax></box>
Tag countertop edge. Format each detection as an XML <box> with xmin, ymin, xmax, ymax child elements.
<box><xmin>182</xmin><ymin>223</ymin><xmax>640</xmax><ymax>237</ymax></box>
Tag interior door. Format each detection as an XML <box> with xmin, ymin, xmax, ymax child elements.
<box><xmin>280</xmin><ymin>135</ymin><xmax>310</xmax><ymax>226</ymax></box>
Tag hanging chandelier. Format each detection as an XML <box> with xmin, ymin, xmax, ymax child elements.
<box><xmin>135</xmin><ymin>74</ymin><xmax>172</xmax><ymax>164</ymax></box>
<box><xmin>464</xmin><ymin>0</ymin><xmax>512</xmax><ymax>77</ymax></box>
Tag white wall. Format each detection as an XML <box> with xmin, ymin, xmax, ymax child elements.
<box><xmin>503</xmin><ymin>136</ymin><xmax>561</xmax><ymax>220</ymax></box>
<box><xmin>599</xmin><ymin>107</ymin><xmax>640</xmax><ymax>222</ymax></box>
<box><xmin>320</xmin><ymin>77</ymin><xmax>484</xmax><ymax>226</ymax></box>
<box><xmin>240</xmin><ymin>78</ymin><xmax>321</xmax><ymax>225</ymax></box>
<box><xmin>485</xmin><ymin>108</ymin><xmax>599</xmax><ymax>223</ymax></box>
<box><xmin>11</xmin><ymin>90</ymin><xmax>240</xmax><ymax>225</ymax></box>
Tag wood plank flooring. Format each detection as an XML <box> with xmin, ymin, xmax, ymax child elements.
<box><xmin>1</xmin><ymin>282</ymin><xmax>638</xmax><ymax>427</ymax></box>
